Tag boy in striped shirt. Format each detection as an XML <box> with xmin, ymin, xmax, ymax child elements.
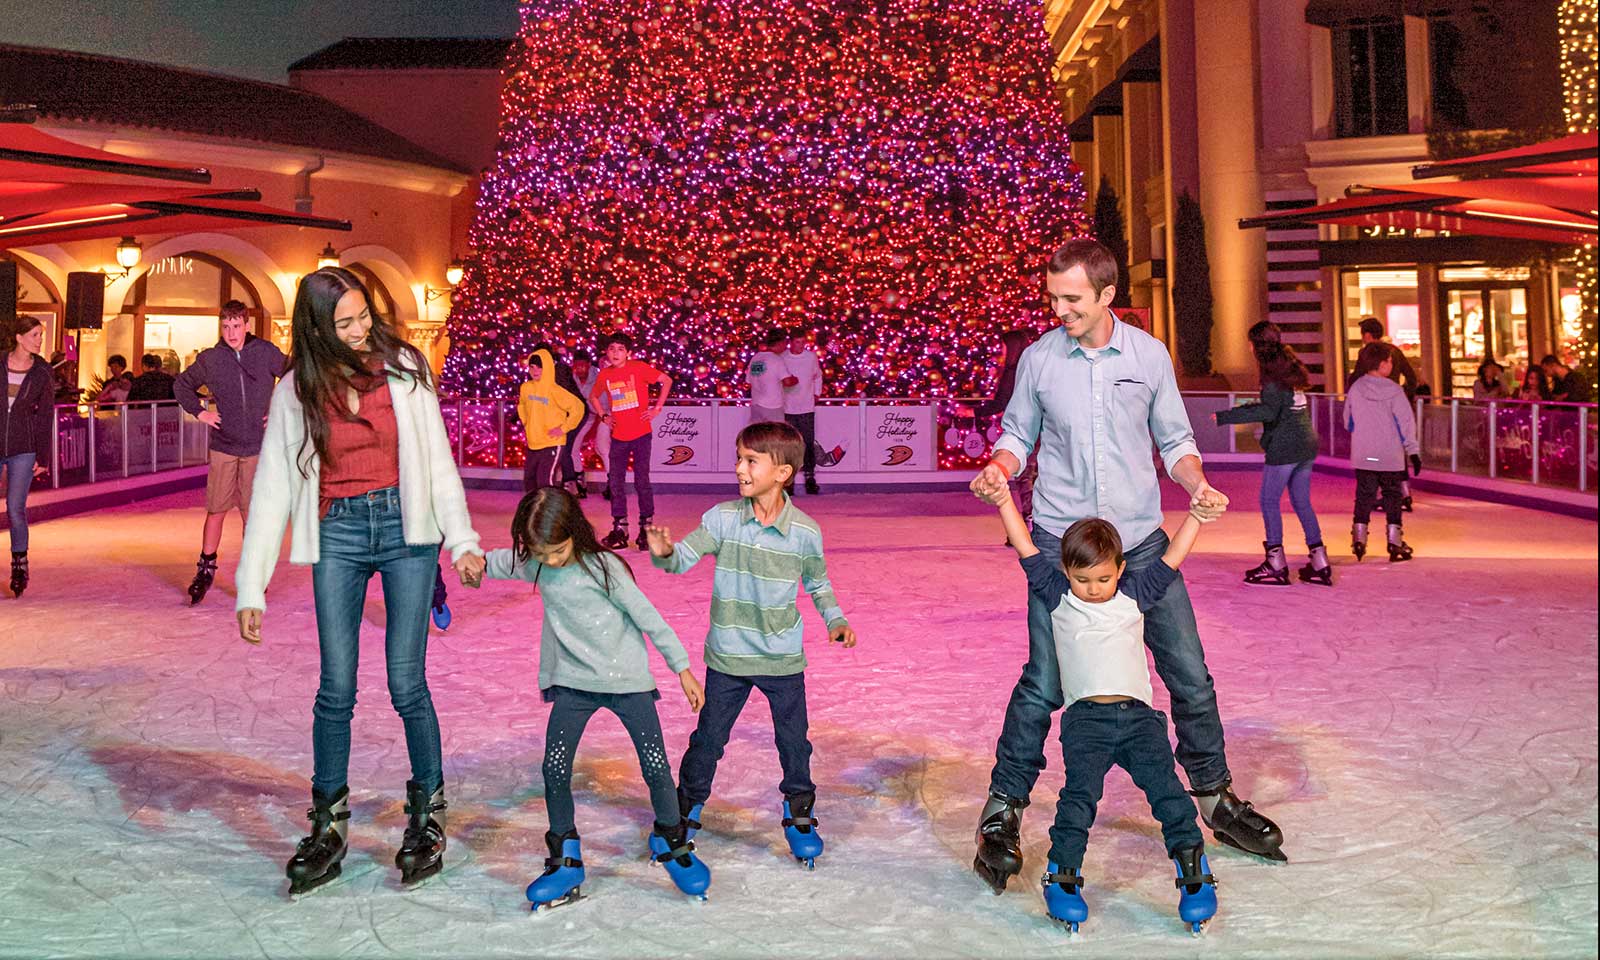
<box><xmin>645</xmin><ymin>420</ymin><xmax>857</xmax><ymax>867</ymax></box>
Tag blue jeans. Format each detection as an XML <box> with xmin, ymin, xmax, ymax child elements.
<box><xmin>989</xmin><ymin>527</ymin><xmax>1231</xmax><ymax>801</ymax></box>
<box><xmin>2</xmin><ymin>453</ymin><xmax>35</xmax><ymax>553</ymax></box>
<box><xmin>1260</xmin><ymin>460</ymin><xmax>1322</xmax><ymax>547</ymax></box>
<box><xmin>608</xmin><ymin>433</ymin><xmax>654</xmax><ymax>521</ymax></box>
<box><xmin>678</xmin><ymin>668</ymin><xmax>815</xmax><ymax>806</ymax></box>
<box><xmin>310</xmin><ymin>487</ymin><xmax>443</xmax><ymax>796</ymax></box>
<box><xmin>1048</xmin><ymin>699</ymin><xmax>1203</xmax><ymax>869</ymax></box>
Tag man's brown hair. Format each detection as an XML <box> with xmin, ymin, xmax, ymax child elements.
<box><xmin>736</xmin><ymin>419</ymin><xmax>805</xmax><ymax>479</ymax></box>
<box><xmin>1059</xmin><ymin>517</ymin><xmax>1124</xmax><ymax>570</ymax></box>
<box><xmin>1047</xmin><ymin>238</ymin><xmax>1119</xmax><ymax>297</ymax></box>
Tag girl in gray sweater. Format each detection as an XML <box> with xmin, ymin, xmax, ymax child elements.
<box><xmin>472</xmin><ymin>487</ymin><xmax>710</xmax><ymax>907</ymax></box>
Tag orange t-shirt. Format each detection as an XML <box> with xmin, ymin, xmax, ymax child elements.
<box><xmin>592</xmin><ymin>360</ymin><xmax>661</xmax><ymax>442</ymax></box>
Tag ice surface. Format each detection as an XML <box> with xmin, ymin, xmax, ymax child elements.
<box><xmin>0</xmin><ymin>471</ymin><xmax>1595</xmax><ymax>959</ymax></box>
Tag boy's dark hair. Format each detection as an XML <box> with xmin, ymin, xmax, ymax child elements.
<box><xmin>572</xmin><ymin>349</ymin><xmax>592</xmax><ymax>363</ymax></box>
<box><xmin>1046</xmin><ymin>237</ymin><xmax>1118</xmax><ymax>297</ymax></box>
<box><xmin>219</xmin><ymin>299</ymin><xmax>249</xmax><ymax>321</ymax></box>
<box><xmin>140</xmin><ymin>353</ymin><xmax>161</xmax><ymax>370</ymax></box>
<box><xmin>1059</xmin><ymin>518</ymin><xmax>1124</xmax><ymax>570</ymax></box>
<box><xmin>736</xmin><ymin>420</ymin><xmax>805</xmax><ymax>479</ymax></box>
<box><xmin>525</xmin><ymin>352</ymin><xmax>543</xmax><ymax>367</ymax></box>
<box><xmin>763</xmin><ymin>328</ymin><xmax>788</xmax><ymax>347</ymax></box>
<box><xmin>1358</xmin><ymin>317</ymin><xmax>1385</xmax><ymax>340</ymax></box>
<box><xmin>1357</xmin><ymin>341</ymin><xmax>1391</xmax><ymax>372</ymax></box>
<box><xmin>107</xmin><ymin>354</ymin><xmax>127</xmax><ymax>369</ymax></box>
<box><xmin>608</xmin><ymin>332</ymin><xmax>634</xmax><ymax>351</ymax></box>
<box><xmin>1540</xmin><ymin>353</ymin><xmax>1561</xmax><ymax>367</ymax></box>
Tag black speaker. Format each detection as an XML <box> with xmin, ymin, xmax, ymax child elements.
<box><xmin>0</xmin><ymin>260</ymin><xmax>16</xmax><ymax>321</ymax></box>
<box><xmin>65</xmin><ymin>271</ymin><xmax>105</xmax><ymax>330</ymax></box>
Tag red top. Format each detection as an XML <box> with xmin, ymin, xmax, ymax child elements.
<box><xmin>591</xmin><ymin>359</ymin><xmax>661</xmax><ymax>442</ymax></box>
<box><xmin>319</xmin><ymin>368</ymin><xmax>400</xmax><ymax>517</ymax></box>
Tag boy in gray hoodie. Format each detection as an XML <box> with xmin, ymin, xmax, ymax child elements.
<box><xmin>1345</xmin><ymin>341</ymin><xmax>1420</xmax><ymax>562</ymax></box>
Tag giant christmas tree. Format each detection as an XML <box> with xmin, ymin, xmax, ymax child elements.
<box><xmin>443</xmin><ymin>0</ymin><xmax>1087</xmax><ymax>399</ymax></box>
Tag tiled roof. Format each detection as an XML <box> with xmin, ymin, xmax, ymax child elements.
<box><xmin>0</xmin><ymin>44</ymin><xmax>471</xmax><ymax>174</ymax></box>
<box><xmin>289</xmin><ymin>37</ymin><xmax>514</xmax><ymax>72</ymax></box>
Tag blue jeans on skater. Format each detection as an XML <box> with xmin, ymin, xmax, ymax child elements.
<box><xmin>1260</xmin><ymin>459</ymin><xmax>1321</xmax><ymax>547</ymax></box>
<box><xmin>989</xmin><ymin>526</ymin><xmax>1231</xmax><ymax>803</ymax></box>
<box><xmin>1048</xmin><ymin>699</ymin><xmax>1204</xmax><ymax>869</ymax></box>
<box><xmin>608</xmin><ymin>433</ymin><xmax>654</xmax><ymax>521</ymax></box>
<box><xmin>678</xmin><ymin>668</ymin><xmax>815</xmax><ymax>807</ymax></box>
<box><xmin>310</xmin><ymin>486</ymin><xmax>444</xmax><ymax>796</ymax></box>
<box><xmin>2</xmin><ymin>452</ymin><xmax>35</xmax><ymax>553</ymax></box>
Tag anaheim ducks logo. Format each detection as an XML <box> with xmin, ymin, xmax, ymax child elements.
<box><xmin>882</xmin><ymin>444</ymin><xmax>914</xmax><ymax>466</ymax></box>
<box><xmin>663</xmin><ymin>445</ymin><xmax>695</xmax><ymax>465</ymax></box>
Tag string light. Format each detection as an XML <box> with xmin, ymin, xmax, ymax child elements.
<box><xmin>1559</xmin><ymin>0</ymin><xmax>1597</xmax><ymax>377</ymax></box>
<box><xmin>441</xmin><ymin>0</ymin><xmax>1088</xmax><ymax>401</ymax></box>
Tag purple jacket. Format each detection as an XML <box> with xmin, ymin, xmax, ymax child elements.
<box><xmin>174</xmin><ymin>335</ymin><xmax>287</xmax><ymax>457</ymax></box>
<box><xmin>1345</xmin><ymin>374</ymin><xmax>1419</xmax><ymax>472</ymax></box>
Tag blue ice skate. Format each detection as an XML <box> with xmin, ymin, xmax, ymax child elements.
<box><xmin>1041</xmin><ymin>864</ymin><xmax>1088</xmax><ymax>933</ymax></box>
<box><xmin>682</xmin><ymin>802</ymin><xmax>704</xmax><ymax>841</ymax></box>
<box><xmin>430</xmin><ymin>600</ymin><xmax>451</xmax><ymax>631</ymax></box>
<box><xmin>527</xmin><ymin>832</ymin><xmax>584</xmax><ymax>911</ymax></box>
<box><xmin>781</xmin><ymin>794</ymin><xmax>823</xmax><ymax>869</ymax></box>
<box><xmin>648</xmin><ymin>821</ymin><xmax>710</xmax><ymax>900</ymax></box>
<box><xmin>1172</xmin><ymin>846</ymin><xmax>1218</xmax><ymax>935</ymax></box>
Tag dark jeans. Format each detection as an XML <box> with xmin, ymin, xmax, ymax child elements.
<box><xmin>310</xmin><ymin>486</ymin><xmax>443</xmax><ymax>796</ymax></box>
<box><xmin>523</xmin><ymin>446</ymin><xmax>562</xmax><ymax>493</ymax></box>
<box><xmin>989</xmin><ymin>526</ymin><xmax>1230</xmax><ymax>802</ymax></box>
<box><xmin>2</xmin><ymin>452</ymin><xmax>34</xmax><ymax>552</ymax></box>
<box><xmin>608</xmin><ymin>433</ymin><xmax>654</xmax><ymax>521</ymax></box>
<box><xmin>678</xmin><ymin>668</ymin><xmax>815</xmax><ymax>806</ymax></box>
<box><xmin>560</xmin><ymin>410</ymin><xmax>591</xmax><ymax>483</ymax></box>
<box><xmin>541</xmin><ymin>686</ymin><xmax>680</xmax><ymax>835</ymax></box>
<box><xmin>1261</xmin><ymin>459</ymin><xmax>1322</xmax><ymax>547</ymax></box>
<box><xmin>1353</xmin><ymin>469</ymin><xmax>1406</xmax><ymax>525</ymax></box>
<box><xmin>1048</xmin><ymin>699</ymin><xmax>1203</xmax><ymax>869</ymax></box>
<box><xmin>784</xmin><ymin>412</ymin><xmax>817</xmax><ymax>480</ymax></box>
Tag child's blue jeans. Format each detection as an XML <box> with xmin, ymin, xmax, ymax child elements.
<box><xmin>1260</xmin><ymin>459</ymin><xmax>1322</xmax><ymax>547</ymax></box>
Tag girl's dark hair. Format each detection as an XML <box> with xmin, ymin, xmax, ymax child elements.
<box><xmin>511</xmin><ymin>487</ymin><xmax>633</xmax><ymax>593</ymax></box>
<box><xmin>1059</xmin><ymin>518</ymin><xmax>1124</xmax><ymax>570</ymax></box>
<box><xmin>1476</xmin><ymin>360</ymin><xmax>1503</xmax><ymax>384</ymax></box>
<box><xmin>1</xmin><ymin>314</ymin><xmax>43</xmax><ymax>353</ymax></box>
<box><xmin>1247</xmin><ymin>320</ymin><xmax>1309</xmax><ymax>390</ymax></box>
<box><xmin>287</xmin><ymin>267</ymin><xmax>431</xmax><ymax>475</ymax></box>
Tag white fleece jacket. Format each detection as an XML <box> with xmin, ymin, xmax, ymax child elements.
<box><xmin>234</xmin><ymin>361</ymin><xmax>482</xmax><ymax>612</ymax></box>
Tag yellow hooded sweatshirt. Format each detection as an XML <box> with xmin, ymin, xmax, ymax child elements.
<box><xmin>518</xmin><ymin>350</ymin><xmax>585</xmax><ymax>451</ymax></box>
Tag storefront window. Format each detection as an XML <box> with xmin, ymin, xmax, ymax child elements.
<box><xmin>1341</xmin><ymin>269</ymin><xmax>1421</xmax><ymax>382</ymax></box>
<box><xmin>118</xmin><ymin>253</ymin><xmax>264</xmax><ymax>374</ymax></box>
<box><xmin>1441</xmin><ymin>266</ymin><xmax>1533</xmax><ymax>396</ymax></box>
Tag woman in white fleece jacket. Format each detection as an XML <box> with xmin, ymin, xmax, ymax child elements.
<box><xmin>234</xmin><ymin>268</ymin><xmax>485</xmax><ymax>896</ymax></box>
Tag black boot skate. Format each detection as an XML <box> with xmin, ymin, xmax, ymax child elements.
<box><xmin>9</xmin><ymin>551</ymin><xmax>27</xmax><ymax>598</ymax></box>
<box><xmin>1243</xmin><ymin>543</ymin><xmax>1290</xmax><ymax>585</ymax></box>
<box><xmin>1351</xmin><ymin>522</ymin><xmax>1368</xmax><ymax>562</ymax></box>
<box><xmin>286</xmin><ymin>785</ymin><xmax>350</xmax><ymax>895</ymax></box>
<box><xmin>634</xmin><ymin>518</ymin><xmax>652</xmax><ymax>552</ymax></box>
<box><xmin>187</xmin><ymin>552</ymin><xmax>218</xmax><ymax>605</ymax></box>
<box><xmin>395</xmin><ymin>780</ymin><xmax>447</xmax><ymax>885</ymax></box>
<box><xmin>972</xmin><ymin>793</ymin><xmax>1025</xmax><ymax>894</ymax></box>
<box><xmin>1297</xmin><ymin>543</ymin><xmax>1333</xmax><ymax>586</ymax></box>
<box><xmin>602</xmin><ymin>522</ymin><xmax>629</xmax><ymax>550</ymax></box>
<box><xmin>1386</xmin><ymin>523</ymin><xmax>1413</xmax><ymax>562</ymax></box>
<box><xmin>1191</xmin><ymin>781</ymin><xmax>1286</xmax><ymax>862</ymax></box>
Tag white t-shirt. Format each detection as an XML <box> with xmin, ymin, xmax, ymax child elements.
<box><xmin>746</xmin><ymin>350</ymin><xmax>787</xmax><ymax>409</ymax></box>
<box><xmin>780</xmin><ymin>349</ymin><xmax>822</xmax><ymax>414</ymax></box>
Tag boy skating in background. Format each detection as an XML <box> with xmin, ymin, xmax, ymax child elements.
<box><xmin>588</xmin><ymin>333</ymin><xmax>672</xmax><ymax>550</ymax></box>
<box><xmin>1345</xmin><ymin>341</ymin><xmax>1421</xmax><ymax>562</ymax></box>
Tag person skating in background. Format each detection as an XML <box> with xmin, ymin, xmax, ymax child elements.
<box><xmin>1345</xmin><ymin>341</ymin><xmax>1421</xmax><ymax>563</ymax></box>
<box><xmin>518</xmin><ymin>348</ymin><xmax>586</xmax><ymax>494</ymax></box>
<box><xmin>747</xmin><ymin>328</ymin><xmax>789</xmax><ymax>425</ymax></box>
<box><xmin>780</xmin><ymin>324</ymin><xmax>824</xmax><ymax>495</ymax></box>
<box><xmin>469</xmin><ymin>487</ymin><xmax>710</xmax><ymax>909</ymax></box>
<box><xmin>126</xmin><ymin>353</ymin><xmax>175</xmax><ymax>403</ymax></box>
<box><xmin>562</xmin><ymin>348</ymin><xmax>599</xmax><ymax>497</ymax></box>
<box><xmin>97</xmin><ymin>354</ymin><xmax>132</xmax><ymax>405</ymax></box>
<box><xmin>1348</xmin><ymin>317</ymin><xmax>1418</xmax><ymax>512</ymax></box>
<box><xmin>1214</xmin><ymin>321</ymin><xmax>1329</xmax><ymax>586</ymax></box>
<box><xmin>981</xmin><ymin>482</ymin><xmax>1219</xmax><ymax>935</ymax></box>
<box><xmin>588</xmin><ymin>333</ymin><xmax>672</xmax><ymax>550</ymax></box>
<box><xmin>645</xmin><ymin>420</ymin><xmax>857</xmax><ymax>870</ymax></box>
<box><xmin>173</xmin><ymin>300</ymin><xmax>287</xmax><ymax>605</ymax></box>
<box><xmin>1</xmin><ymin>315</ymin><xmax>52</xmax><ymax>598</ymax></box>
<box><xmin>975</xmin><ymin>329</ymin><xmax>1040</xmax><ymax>533</ymax></box>
<box><xmin>1471</xmin><ymin>360</ymin><xmax>1508</xmax><ymax>400</ymax></box>
<box><xmin>233</xmin><ymin>267</ymin><xmax>485</xmax><ymax>896</ymax></box>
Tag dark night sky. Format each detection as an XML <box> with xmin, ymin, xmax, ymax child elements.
<box><xmin>0</xmin><ymin>0</ymin><xmax>522</xmax><ymax>84</ymax></box>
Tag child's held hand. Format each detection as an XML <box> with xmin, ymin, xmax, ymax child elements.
<box><xmin>829</xmin><ymin>624</ymin><xmax>857</xmax><ymax>648</ymax></box>
<box><xmin>679</xmin><ymin>669</ymin><xmax>705</xmax><ymax>713</ymax></box>
<box><xmin>644</xmin><ymin>523</ymin><xmax>675</xmax><ymax>557</ymax></box>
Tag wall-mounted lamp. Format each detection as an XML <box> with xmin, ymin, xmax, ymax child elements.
<box><xmin>103</xmin><ymin>236</ymin><xmax>142</xmax><ymax>284</ymax></box>
<box><xmin>426</xmin><ymin>257</ymin><xmax>466</xmax><ymax>302</ymax></box>
<box><xmin>315</xmin><ymin>243</ymin><xmax>342</xmax><ymax>270</ymax></box>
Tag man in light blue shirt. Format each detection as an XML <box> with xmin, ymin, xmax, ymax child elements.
<box><xmin>968</xmin><ymin>239</ymin><xmax>1288</xmax><ymax>893</ymax></box>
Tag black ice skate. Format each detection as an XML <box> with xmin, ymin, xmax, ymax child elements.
<box><xmin>187</xmin><ymin>552</ymin><xmax>218</xmax><ymax>605</ymax></box>
<box><xmin>1297</xmin><ymin>543</ymin><xmax>1333</xmax><ymax>586</ymax></box>
<box><xmin>804</xmin><ymin>476</ymin><xmax>821</xmax><ymax>495</ymax></box>
<box><xmin>1191</xmin><ymin>781</ymin><xmax>1285</xmax><ymax>862</ymax></box>
<box><xmin>1350</xmin><ymin>522</ymin><xmax>1368</xmax><ymax>561</ymax></box>
<box><xmin>634</xmin><ymin>518</ymin><xmax>652</xmax><ymax>552</ymax></box>
<box><xmin>395</xmin><ymin>781</ymin><xmax>447</xmax><ymax>885</ymax></box>
<box><xmin>602</xmin><ymin>522</ymin><xmax>629</xmax><ymax>550</ymax></box>
<box><xmin>1386</xmin><ymin>523</ymin><xmax>1413</xmax><ymax>562</ymax></box>
<box><xmin>286</xmin><ymin>785</ymin><xmax>350</xmax><ymax>896</ymax></box>
<box><xmin>1243</xmin><ymin>543</ymin><xmax>1290</xmax><ymax>585</ymax></box>
<box><xmin>9</xmin><ymin>551</ymin><xmax>27</xmax><ymax>598</ymax></box>
<box><xmin>973</xmin><ymin>793</ymin><xmax>1025</xmax><ymax>894</ymax></box>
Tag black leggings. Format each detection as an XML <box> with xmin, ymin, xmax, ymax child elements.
<box><xmin>1353</xmin><ymin>469</ymin><xmax>1406</xmax><ymax>525</ymax></box>
<box><xmin>542</xmin><ymin>686</ymin><xmax>680</xmax><ymax>834</ymax></box>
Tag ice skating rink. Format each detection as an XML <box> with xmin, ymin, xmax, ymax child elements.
<box><xmin>1</xmin><ymin>471</ymin><xmax>1595</xmax><ymax>959</ymax></box>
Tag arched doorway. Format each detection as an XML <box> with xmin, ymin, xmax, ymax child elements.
<box><xmin>116</xmin><ymin>252</ymin><xmax>267</xmax><ymax>374</ymax></box>
<box><xmin>1</xmin><ymin>252</ymin><xmax>64</xmax><ymax>355</ymax></box>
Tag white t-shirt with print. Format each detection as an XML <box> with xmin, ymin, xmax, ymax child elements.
<box><xmin>780</xmin><ymin>349</ymin><xmax>822</xmax><ymax>415</ymax></box>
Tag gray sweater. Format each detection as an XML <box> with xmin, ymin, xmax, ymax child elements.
<box><xmin>483</xmin><ymin>548</ymin><xmax>690</xmax><ymax>694</ymax></box>
<box><xmin>1345</xmin><ymin>373</ymin><xmax>1419</xmax><ymax>472</ymax></box>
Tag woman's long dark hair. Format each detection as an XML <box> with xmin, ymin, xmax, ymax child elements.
<box><xmin>288</xmin><ymin>267</ymin><xmax>431</xmax><ymax>474</ymax></box>
<box><xmin>1247</xmin><ymin>320</ymin><xmax>1309</xmax><ymax>390</ymax></box>
<box><xmin>511</xmin><ymin>487</ymin><xmax>633</xmax><ymax>593</ymax></box>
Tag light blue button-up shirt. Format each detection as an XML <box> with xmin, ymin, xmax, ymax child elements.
<box><xmin>993</xmin><ymin>319</ymin><xmax>1201</xmax><ymax>547</ymax></box>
